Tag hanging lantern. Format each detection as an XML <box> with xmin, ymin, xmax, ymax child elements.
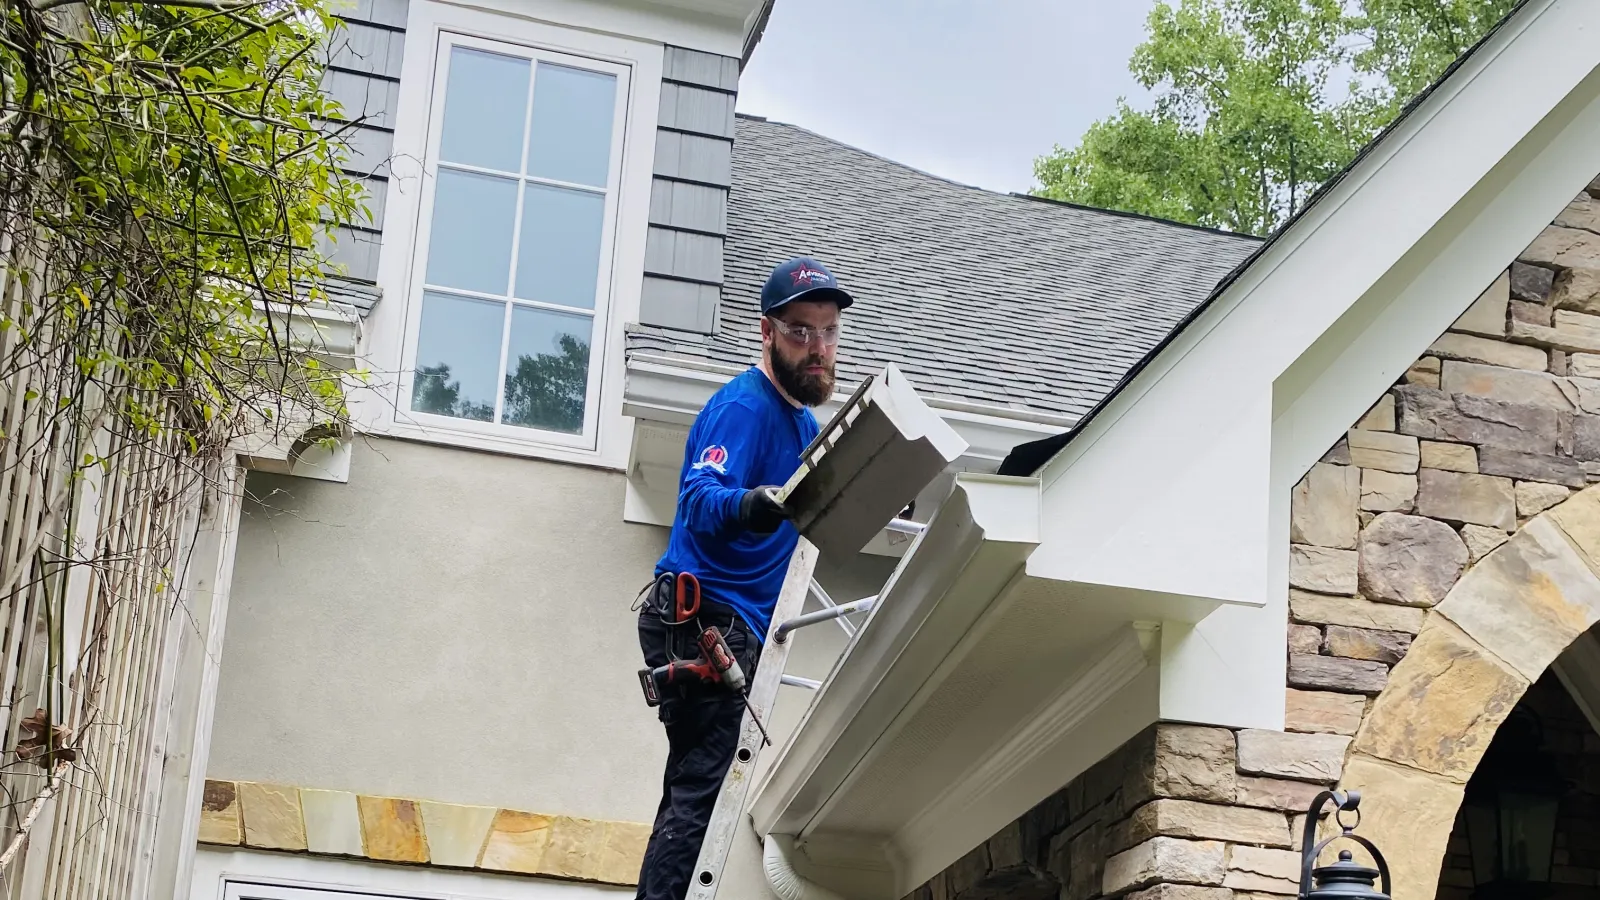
<box><xmin>1298</xmin><ymin>790</ymin><xmax>1392</xmax><ymax>900</ymax></box>
<box><xmin>1462</xmin><ymin>710</ymin><xmax>1565</xmax><ymax>900</ymax></box>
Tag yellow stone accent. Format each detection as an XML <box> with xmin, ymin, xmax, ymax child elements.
<box><xmin>198</xmin><ymin>780</ymin><xmax>241</xmax><ymax>845</ymax></box>
<box><xmin>1353</xmin><ymin>614</ymin><xmax>1526</xmax><ymax>782</ymax></box>
<box><xmin>1335</xmin><ymin>755</ymin><xmax>1464</xmax><ymax>900</ymax></box>
<box><xmin>357</xmin><ymin>796</ymin><xmax>430</xmax><ymax>863</ymax></box>
<box><xmin>196</xmin><ymin>780</ymin><xmax>648</xmax><ymax>886</ymax></box>
<box><xmin>598</xmin><ymin>821</ymin><xmax>652</xmax><ymax>886</ymax></box>
<box><xmin>419</xmin><ymin>800</ymin><xmax>498</xmax><ymax>868</ymax></box>
<box><xmin>300</xmin><ymin>788</ymin><xmax>362</xmax><ymax>857</ymax></box>
<box><xmin>479</xmin><ymin>809</ymin><xmax>554</xmax><ymax>875</ymax></box>
<box><xmin>543</xmin><ymin>816</ymin><xmax>607</xmax><ymax>880</ymax></box>
<box><xmin>1547</xmin><ymin>483</ymin><xmax>1600</xmax><ymax>574</ymax></box>
<box><xmin>1435</xmin><ymin>516</ymin><xmax>1600</xmax><ymax>680</ymax></box>
<box><xmin>238</xmin><ymin>782</ymin><xmax>306</xmax><ymax>851</ymax></box>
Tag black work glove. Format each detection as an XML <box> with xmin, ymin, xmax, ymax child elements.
<box><xmin>739</xmin><ymin>486</ymin><xmax>792</xmax><ymax>534</ymax></box>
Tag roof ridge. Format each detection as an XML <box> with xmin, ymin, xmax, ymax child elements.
<box><xmin>737</xmin><ymin>112</ymin><xmax>993</xmax><ymax>194</ymax></box>
<box><xmin>735</xmin><ymin>113</ymin><xmax>1260</xmax><ymax>240</ymax></box>
<box><xmin>1011</xmin><ymin>192</ymin><xmax>1263</xmax><ymax>241</ymax></box>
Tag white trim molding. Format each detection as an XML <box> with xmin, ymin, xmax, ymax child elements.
<box><xmin>620</xmin><ymin>354</ymin><xmax>1070</xmax><ymax>533</ymax></box>
<box><xmin>348</xmin><ymin>1</ymin><xmax>664</xmax><ymax>471</ymax></box>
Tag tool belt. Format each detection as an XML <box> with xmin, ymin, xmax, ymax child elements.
<box><xmin>641</xmin><ymin>572</ymin><xmax>741</xmax><ymax>661</ymax></box>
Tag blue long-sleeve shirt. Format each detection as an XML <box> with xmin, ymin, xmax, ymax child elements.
<box><xmin>655</xmin><ymin>367</ymin><xmax>819</xmax><ymax>640</ymax></box>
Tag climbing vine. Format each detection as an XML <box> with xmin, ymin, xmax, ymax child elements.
<box><xmin>0</xmin><ymin>0</ymin><xmax>362</xmax><ymax>872</ymax></box>
<box><xmin>0</xmin><ymin>0</ymin><xmax>362</xmax><ymax>454</ymax></box>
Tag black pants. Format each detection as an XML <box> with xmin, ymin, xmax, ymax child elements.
<box><xmin>635</xmin><ymin>600</ymin><xmax>761</xmax><ymax>900</ymax></box>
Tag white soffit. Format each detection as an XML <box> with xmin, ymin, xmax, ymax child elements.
<box><xmin>744</xmin><ymin>473</ymin><xmax>1244</xmax><ymax>898</ymax></box>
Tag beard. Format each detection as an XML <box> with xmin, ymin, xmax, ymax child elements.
<box><xmin>770</xmin><ymin>345</ymin><xmax>835</xmax><ymax>407</ymax></box>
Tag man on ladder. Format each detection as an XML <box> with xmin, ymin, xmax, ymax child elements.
<box><xmin>634</xmin><ymin>257</ymin><xmax>854</xmax><ymax>900</ymax></box>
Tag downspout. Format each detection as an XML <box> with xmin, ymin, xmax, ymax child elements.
<box><xmin>763</xmin><ymin>834</ymin><xmax>847</xmax><ymax>900</ymax></box>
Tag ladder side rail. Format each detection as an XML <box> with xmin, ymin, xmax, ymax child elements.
<box><xmin>687</xmin><ymin>538</ymin><xmax>819</xmax><ymax>899</ymax></box>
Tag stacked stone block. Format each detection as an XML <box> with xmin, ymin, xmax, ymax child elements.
<box><xmin>909</xmin><ymin>179</ymin><xmax>1600</xmax><ymax>900</ymax></box>
<box><xmin>903</xmin><ymin>723</ymin><xmax>1344</xmax><ymax>900</ymax></box>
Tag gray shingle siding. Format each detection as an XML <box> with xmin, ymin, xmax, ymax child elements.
<box><xmin>652</xmin><ymin>131</ymin><xmax>733</xmax><ymax>187</ymax></box>
<box><xmin>627</xmin><ymin>115</ymin><xmax>1262</xmax><ymax>421</ymax></box>
<box><xmin>639</xmin><ymin>45</ymin><xmax>738</xmax><ymax>334</ymax></box>
<box><xmin>317</xmin><ymin>0</ymin><xmax>406</xmax><ymax>301</ymax></box>
<box><xmin>649</xmin><ymin>180</ymin><xmax>727</xmax><ymax>235</ymax></box>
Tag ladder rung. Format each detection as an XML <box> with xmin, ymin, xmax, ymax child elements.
<box><xmin>774</xmin><ymin>595</ymin><xmax>877</xmax><ymax>643</ymax></box>
<box><xmin>780</xmin><ymin>674</ymin><xmax>821</xmax><ymax>690</ymax></box>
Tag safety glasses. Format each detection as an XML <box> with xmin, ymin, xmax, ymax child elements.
<box><xmin>768</xmin><ymin>316</ymin><xmax>841</xmax><ymax>347</ymax></box>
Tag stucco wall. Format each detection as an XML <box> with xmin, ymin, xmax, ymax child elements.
<box><xmin>209</xmin><ymin>436</ymin><xmax>890</xmax><ymax>825</ymax></box>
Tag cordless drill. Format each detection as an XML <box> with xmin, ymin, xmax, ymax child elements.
<box><xmin>637</xmin><ymin>624</ymin><xmax>747</xmax><ymax>707</ymax></box>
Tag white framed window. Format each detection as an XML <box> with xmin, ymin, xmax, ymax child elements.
<box><xmin>400</xmin><ymin>33</ymin><xmax>626</xmax><ymax>448</ymax></box>
<box><xmin>356</xmin><ymin>1</ymin><xmax>663</xmax><ymax>468</ymax></box>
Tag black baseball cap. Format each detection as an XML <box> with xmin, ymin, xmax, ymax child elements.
<box><xmin>760</xmin><ymin>257</ymin><xmax>854</xmax><ymax>315</ymax></box>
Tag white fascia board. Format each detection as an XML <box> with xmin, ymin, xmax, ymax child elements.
<box><xmin>434</xmin><ymin>0</ymin><xmax>747</xmax><ymax>57</ymax></box>
<box><xmin>623</xmin><ymin>354</ymin><xmax>1068</xmax><ymax>469</ymax></box>
<box><xmin>1028</xmin><ymin>0</ymin><xmax>1600</xmax><ymax>731</ymax></box>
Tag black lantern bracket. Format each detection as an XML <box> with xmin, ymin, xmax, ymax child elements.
<box><xmin>1298</xmin><ymin>790</ymin><xmax>1394</xmax><ymax>900</ymax></box>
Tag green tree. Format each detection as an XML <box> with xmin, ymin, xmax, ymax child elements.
<box><xmin>503</xmin><ymin>334</ymin><xmax>590</xmax><ymax>435</ymax></box>
<box><xmin>1034</xmin><ymin>0</ymin><xmax>1516</xmax><ymax>235</ymax></box>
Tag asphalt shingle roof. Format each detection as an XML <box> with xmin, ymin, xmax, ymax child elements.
<box><xmin>627</xmin><ymin>114</ymin><xmax>1261</xmax><ymax>422</ymax></box>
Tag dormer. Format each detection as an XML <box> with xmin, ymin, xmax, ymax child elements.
<box><xmin>315</xmin><ymin>0</ymin><xmax>766</xmax><ymax>472</ymax></box>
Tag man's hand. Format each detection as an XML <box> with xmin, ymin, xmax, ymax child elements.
<box><xmin>739</xmin><ymin>486</ymin><xmax>792</xmax><ymax>534</ymax></box>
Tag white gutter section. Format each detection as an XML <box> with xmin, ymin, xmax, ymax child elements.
<box><xmin>228</xmin><ymin>300</ymin><xmax>363</xmax><ymax>483</ymax></box>
<box><xmin>764</xmin><ymin>835</ymin><xmax>846</xmax><ymax>900</ymax></box>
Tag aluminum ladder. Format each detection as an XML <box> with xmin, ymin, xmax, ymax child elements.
<box><xmin>684</xmin><ymin>518</ymin><xmax>925</xmax><ymax>898</ymax></box>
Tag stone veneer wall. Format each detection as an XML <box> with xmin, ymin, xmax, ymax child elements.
<box><xmin>908</xmin><ymin>177</ymin><xmax>1600</xmax><ymax>900</ymax></box>
<box><xmin>902</xmin><ymin>723</ymin><xmax>1333</xmax><ymax>900</ymax></box>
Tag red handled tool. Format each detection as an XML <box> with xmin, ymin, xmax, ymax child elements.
<box><xmin>675</xmin><ymin>571</ymin><xmax>700</xmax><ymax>623</ymax></box>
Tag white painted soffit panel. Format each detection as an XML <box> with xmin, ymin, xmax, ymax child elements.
<box><xmin>744</xmin><ymin>473</ymin><xmax>1243</xmax><ymax>898</ymax></box>
<box><xmin>622</xmin><ymin>354</ymin><xmax>1068</xmax><ymax>470</ymax></box>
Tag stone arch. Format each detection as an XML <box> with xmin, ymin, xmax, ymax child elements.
<box><xmin>1332</xmin><ymin>483</ymin><xmax>1600</xmax><ymax>899</ymax></box>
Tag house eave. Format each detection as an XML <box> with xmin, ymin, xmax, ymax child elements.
<box><xmin>622</xmin><ymin>353</ymin><xmax>1069</xmax><ymax>465</ymax></box>
<box><xmin>744</xmin><ymin>473</ymin><xmax>1237</xmax><ymax>898</ymax></box>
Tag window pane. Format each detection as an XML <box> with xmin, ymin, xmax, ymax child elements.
<box><xmin>425</xmin><ymin>169</ymin><xmax>517</xmax><ymax>295</ymax></box>
<box><xmin>526</xmin><ymin>63</ymin><xmax>616</xmax><ymax>187</ymax></box>
<box><xmin>439</xmin><ymin>47</ymin><xmax>530</xmax><ymax>172</ymax></box>
<box><xmin>514</xmin><ymin>184</ymin><xmax>604</xmax><ymax>309</ymax></box>
<box><xmin>411</xmin><ymin>292</ymin><xmax>504</xmax><ymax>422</ymax></box>
<box><xmin>503</xmin><ymin>307</ymin><xmax>593</xmax><ymax>434</ymax></box>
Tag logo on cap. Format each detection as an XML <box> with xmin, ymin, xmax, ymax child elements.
<box><xmin>790</xmin><ymin>264</ymin><xmax>832</xmax><ymax>288</ymax></box>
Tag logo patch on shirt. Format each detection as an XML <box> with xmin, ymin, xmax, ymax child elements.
<box><xmin>693</xmin><ymin>444</ymin><xmax>729</xmax><ymax>473</ymax></box>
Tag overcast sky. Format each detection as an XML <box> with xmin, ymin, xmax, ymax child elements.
<box><xmin>736</xmin><ymin>1</ymin><xmax>1161</xmax><ymax>195</ymax></box>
